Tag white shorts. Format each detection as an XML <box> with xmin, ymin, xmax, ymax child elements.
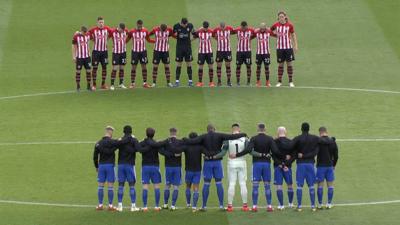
<box><xmin>227</xmin><ymin>161</ymin><xmax>247</xmax><ymax>184</ymax></box>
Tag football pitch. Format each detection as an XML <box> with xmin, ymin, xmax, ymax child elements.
<box><xmin>1</xmin><ymin>0</ymin><xmax>400</xmax><ymax>224</ymax></box>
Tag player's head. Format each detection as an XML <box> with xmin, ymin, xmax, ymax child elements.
<box><xmin>105</xmin><ymin>125</ymin><xmax>114</xmax><ymax>137</ymax></box>
<box><xmin>220</xmin><ymin>22</ymin><xmax>226</xmax><ymax>29</ymax></box>
<box><xmin>181</xmin><ymin>17</ymin><xmax>188</xmax><ymax>27</ymax></box>
<box><xmin>277</xmin><ymin>126</ymin><xmax>287</xmax><ymax>137</ymax></box>
<box><xmin>146</xmin><ymin>127</ymin><xmax>155</xmax><ymax>138</ymax></box>
<box><xmin>97</xmin><ymin>16</ymin><xmax>105</xmax><ymax>28</ymax></box>
<box><xmin>202</xmin><ymin>21</ymin><xmax>209</xmax><ymax>30</ymax></box>
<box><xmin>278</xmin><ymin>11</ymin><xmax>287</xmax><ymax>24</ymax></box>
<box><xmin>189</xmin><ymin>132</ymin><xmax>198</xmax><ymax>139</ymax></box>
<box><xmin>118</xmin><ymin>23</ymin><xmax>125</xmax><ymax>32</ymax></box>
<box><xmin>80</xmin><ymin>26</ymin><xmax>88</xmax><ymax>34</ymax></box>
<box><xmin>301</xmin><ymin>122</ymin><xmax>310</xmax><ymax>133</ymax></box>
<box><xmin>257</xmin><ymin>123</ymin><xmax>266</xmax><ymax>133</ymax></box>
<box><xmin>137</xmin><ymin>19</ymin><xmax>143</xmax><ymax>29</ymax></box>
<box><xmin>319</xmin><ymin>126</ymin><xmax>328</xmax><ymax>136</ymax></box>
<box><xmin>259</xmin><ymin>22</ymin><xmax>267</xmax><ymax>32</ymax></box>
<box><xmin>169</xmin><ymin>127</ymin><xmax>177</xmax><ymax>136</ymax></box>
<box><xmin>160</xmin><ymin>24</ymin><xmax>167</xmax><ymax>31</ymax></box>
<box><xmin>207</xmin><ymin>124</ymin><xmax>215</xmax><ymax>132</ymax></box>
<box><xmin>123</xmin><ymin>125</ymin><xmax>132</xmax><ymax>135</ymax></box>
<box><xmin>240</xmin><ymin>21</ymin><xmax>248</xmax><ymax>30</ymax></box>
<box><xmin>231</xmin><ymin>123</ymin><xmax>240</xmax><ymax>134</ymax></box>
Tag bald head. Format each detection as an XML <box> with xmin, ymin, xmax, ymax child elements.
<box><xmin>277</xmin><ymin>126</ymin><xmax>287</xmax><ymax>137</ymax></box>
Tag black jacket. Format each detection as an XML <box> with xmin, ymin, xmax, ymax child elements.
<box><xmin>317</xmin><ymin>136</ymin><xmax>338</xmax><ymax>167</ymax></box>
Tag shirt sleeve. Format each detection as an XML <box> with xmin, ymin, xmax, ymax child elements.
<box><xmin>93</xmin><ymin>143</ymin><xmax>100</xmax><ymax>168</ymax></box>
<box><xmin>289</xmin><ymin>24</ymin><xmax>295</xmax><ymax>33</ymax></box>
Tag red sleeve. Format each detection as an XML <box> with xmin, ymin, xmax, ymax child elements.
<box><xmin>168</xmin><ymin>28</ymin><xmax>176</xmax><ymax>38</ymax></box>
<box><xmin>231</xmin><ymin>27</ymin><xmax>239</xmax><ymax>34</ymax></box>
<box><xmin>148</xmin><ymin>27</ymin><xmax>156</xmax><ymax>36</ymax></box>
<box><xmin>289</xmin><ymin>24</ymin><xmax>294</xmax><ymax>33</ymax></box>
<box><xmin>269</xmin><ymin>29</ymin><xmax>277</xmax><ymax>37</ymax></box>
<box><xmin>108</xmin><ymin>29</ymin><xmax>115</xmax><ymax>38</ymax></box>
<box><xmin>270</xmin><ymin>23</ymin><xmax>277</xmax><ymax>31</ymax></box>
<box><xmin>145</xmin><ymin>30</ymin><xmax>156</xmax><ymax>43</ymax></box>
<box><xmin>250</xmin><ymin>29</ymin><xmax>256</xmax><ymax>39</ymax></box>
<box><xmin>212</xmin><ymin>28</ymin><xmax>217</xmax><ymax>37</ymax></box>
<box><xmin>72</xmin><ymin>34</ymin><xmax>78</xmax><ymax>44</ymax></box>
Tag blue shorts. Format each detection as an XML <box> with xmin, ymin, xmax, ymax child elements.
<box><xmin>141</xmin><ymin>166</ymin><xmax>162</xmax><ymax>184</ymax></box>
<box><xmin>203</xmin><ymin>160</ymin><xmax>224</xmax><ymax>180</ymax></box>
<box><xmin>98</xmin><ymin>164</ymin><xmax>115</xmax><ymax>183</ymax></box>
<box><xmin>185</xmin><ymin>171</ymin><xmax>201</xmax><ymax>184</ymax></box>
<box><xmin>296</xmin><ymin>163</ymin><xmax>316</xmax><ymax>187</ymax></box>
<box><xmin>252</xmin><ymin>162</ymin><xmax>271</xmax><ymax>182</ymax></box>
<box><xmin>316</xmin><ymin>166</ymin><xmax>335</xmax><ymax>183</ymax></box>
<box><xmin>165</xmin><ymin>166</ymin><xmax>182</xmax><ymax>186</ymax></box>
<box><xmin>118</xmin><ymin>164</ymin><xmax>136</xmax><ymax>183</ymax></box>
<box><xmin>273</xmin><ymin>166</ymin><xmax>293</xmax><ymax>185</ymax></box>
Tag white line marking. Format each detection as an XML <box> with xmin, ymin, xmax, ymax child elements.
<box><xmin>1</xmin><ymin>138</ymin><xmax>400</xmax><ymax>146</ymax></box>
<box><xmin>1</xmin><ymin>85</ymin><xmax>400</xmax><ymax>101</ymax></box>
<box><xmin>0</xmin><ymin>199</ymin><xmax>399</xmax><ymax>209</ymax></box>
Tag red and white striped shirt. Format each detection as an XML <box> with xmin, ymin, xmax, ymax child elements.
<box><xmin>110</xmin><ymin>29</ymin><xmax>128</xmax><ymax>54</ymax></box>
<box><xmin>270</xmin><ymin>22</ymin><xmax>294</xmax><ymax>49</ymax></box>
<box><xmin>88</xmin><ymin>26</ymin><xmax>111</xmax><ymax>51</ymax></box>
<box><xmin>149</xmin><ymin>27</ymin><xmax>174</xmax><ymax>52</ymax></box>
<box><xmin>212</xmin><ymin>26</ymin><xmax>233</xmax><ymax>52</ymax></box>
<box><xmin>72</xmin><ymin>33</ymin><xmax>91</xmax><ymax>59</ymax></box>
<box><xmin>255</xmin><ymin>30</ymin><xmax>272</xmax><ymax>55</ymax></box>
<box><xmin>196</xmin><ymin>29</ymin><xmax>213</xmax><ymax>54</ymax></box>
<box><xmin>235</xmin><ymin>28</ymin><xmax>255</xmax><ymax>52</ymax></box>
<box><xmin>128</xmin><ymin>28</ymin><xmax>153</xmax><ymax>52</ymax></box>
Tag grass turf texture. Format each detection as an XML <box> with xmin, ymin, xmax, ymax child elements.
<box><xmin>0</xmin><ymin>0</ymin><xmax>400</xmax><ymax>225</ymax></box>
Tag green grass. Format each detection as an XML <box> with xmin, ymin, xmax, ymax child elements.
<box><xmin>1</xmin><ymin>0</ymin><xmax>400</xmax><ymax>225</ymax></box>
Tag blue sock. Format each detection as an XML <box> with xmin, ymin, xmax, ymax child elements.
<box><xmin>155</xmin><ymin>188</ymin><xmax>160</xmax><ymax>207</ymax></box>
<box><xmin>328</xmin><ymin>186</ymin><xmax>334</xmax><ymax>204</ymax></box>
<box><xmin>130</xmin><ymin>186</ymin><xmax>136</xmax><ymax>204</ymax></box>
<box><xmin>288</xmin><ymin>187</ymin><xmax>294</xmax><ymax>204</ymax></box>
<box><xmin>97</xmin><ymin>186</ymin><xmax>104</xmax><ymax>205</ymax></box>
<box><xmin>108</xmin><ymin>187</ymin><xmax>114</xmax><ymax>205</ymax></box>
<box><xmin>317</xmin><ymin>186</ymin><xmax>323</xmax><ymax>205</ymax></box>
<box><xmin>252</xmin><ymin>184</ymin><xmax>259</xmax><ymax>206</ymax></box>
<box><xmin>142</xmin><ymin>189</ymin><xmax>148</xmax><ymax>207</ymax></box>
<box><xmin>202</xmin><ymin>183</ymin><xmax>210</xmax><ymax>208</ymax></box>
<box><xmin>277</xmin><ymin>189</ymin><xmax>284</xmax><ymax>206</ymax></box>
<box><xmin>309</xmin><ymin>186</ymin><xmax>315</xmax><ymax>207</ymax></box>
<box><xmin>164</xmin><ymin>189</ymin><xmax>170</xmax><ymax>205</ymax></box>
<box><xmin>216</xmin><ymin>182</ymin><xmax>224</xmax><ymax>207</ymax></box>
<box><xmin>118</xmin><ymin>186</ymin><xmax>124</xmax><ymax>203</ymax></box>
<box><xmin>297</xmin><ymin>187</ymin><xmax>303</xmax><ymax>207</ymax></box>
<box><xmin>185</xmin><ymin>188</ymin><xmax>191</xmax><ymax>205</ymax></box>
<box><xmin>264</xmin><ymin>184</ymin><xmax>272</xmax><ymax>205</ymax></box>
<box><xmin>193</xmin><ymin>190</ymin><xmax>199</xmax><ymax>208</ymax></box>
<box><xmin>172</xmin><ymin>189</ymin><xmax>179</xmax><ymax>206</ymax></box>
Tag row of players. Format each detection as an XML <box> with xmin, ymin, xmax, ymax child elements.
<box><xmin>93</xmin><ymin>122</ymin><xmax>338</xmax><ymax>212</ymax></box>
<box><xmin>73</xmin><ymin>11</ymin><xmax>298</xmax><ymax>91</ymax></box>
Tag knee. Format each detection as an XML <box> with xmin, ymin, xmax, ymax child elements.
<box><xmin>128</xmin><ymin>182</ymin><xmax>135</xmax><ymax>187</ymax></box>
<box><xmin>118</xmin><ymin>182</ymin><xmax>125</xmax><ymax>187</ymax></box>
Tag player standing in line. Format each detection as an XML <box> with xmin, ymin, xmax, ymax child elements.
<box><xmin>183</xmin><ymin>124</ymin><xmax>247</xmax><ymax>211</ymax></box>
<box><xmin>231</xmin><ymin>123</ymin><xmax>278</xmax><ymax>212</ymax></box>
<box><xmin>109</xmin><ymin>23</ymin><xmax>128</xmax><ymax>90</ymax></box>
<box><xmin>193</xmin><ymin>21</ymin><xmax>215</xmax><ymax>87</ymax></box>
<box><xmin>270</xmin><ymin>11</ymin><xmax>298</xmax><ymax>87</ymax></box>
<box><xmin>127</xmin><ymin>20</ymin><xmax>154</xmax><ymax>89</ymax></box>
<box><xmin>88</xmin><ymin>17</ymin><xmax>112</xmax><ymax>90</ymax></box>
<box><xmin>234</xmin><ymin>21</ymin><xmax>255</xmax><ymax>86</ymax></box>
<box><xmin>291</xmin><ymin>122</ymin><xmax>319</xmax><ymax>212</ymax></box>
<box><xmin>148</xmin><ymin>24</ymin><xmax>175</xmax><ymax>87</ymax></box>
<box><xmin>212</xmin><ymin>22</ymin><xmax>234</xmax><ymax>86</ymax></box>
<box><xmin>316</xmin><ymin>127</ymin><xmax>338</xmax><ymax>209</ymax></box>
<box><xmin>173</xmin><ymin>18</ymin><xmax>195</xmax><ymax>87</ymax></box>
<box><xmin>211</xmin><ymin>124</ymin><xmax>249</xmax><ymax>212</ymax></box>
<box><xmin>254</xmin><ymin>23</ymin><xmax>273</xmax><ymax>87</ymax></box>
<box><xmin>72</xmin><ymin>26</ymin><xmax>92</xmax><ymax>91</ymax></box>
<box><xmin>273</xmin><ymin>126</ymin><xmax>295</xmax><ymax>210</ymax></box>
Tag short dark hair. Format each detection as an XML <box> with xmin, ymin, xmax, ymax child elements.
<box><xmin>146</xmin><ymin>127</ymin><xmax>155</xmax><ymax>138</ymax></box>
<box><xmin>301</xmin><ymin>122</ymin><xmax>310</xmax><ymax>132</ymax></box>
<box><xmin>119</xmin><ymin>23</ymin><xmax>125</xmax><ymax>30</ymax></box>
<box><xmin>81</xmin><ymin>26</ymin><xmax>88</xmax><ymax>32</ymax></box>
<box><xmin>137</xmin><ymin>19</ymin><xmax>143</xmax><ymax>25</ymax></box>
<box><xmin>241</xmin><ymin>21</ymin><xmax>247</xmax><ymax>27</ymax></box>
<box><xmin>232</xmin><ymin>123</ymin><xmax>240</xmax><ymax>128</ymax></box>
<box><xmin>258</xmin><ymin>123</ymin><xmax>265</xmax><ymax>130</ymax></box>
<box><xmin>181</xmin><ymin>17</ymin><xmax>188</xmax><ymax>24</ymax></box>
<box><xmin>169</xmin><ymin>127</ymin><xmax>177</xmax><ymax>134</ymax></box>
<box><xmin>319</xmin><ymin>126</ymin><xmax>327</xmax><ymax>133</ymax></box>
<box><xmin>203</xmin><ymin>21</ymin><xmax>209</xmax><ymax>28</ymax></box>
<box><xmin>278</xmin><ymin>11</ymin><xmax>287</xmax><ymax>16</ymax></box>
<box><xmin>123</xmin><ymin>125</ymin><xmax>132</xmax><ymax>134</ymax></box>
<box><xmin>189</xmin><ymin>132</ymin><xmax>198</xmax><ymax>139</ymax></box>
<box><xmin>207</xmin><ymin>124</ymin><xmax>215</xmax><ymax>132</ymax></box>
<box><xmin>97</xmin><ymin>16</ymin><xmax>104</xmax><ymax>21</ymax></box>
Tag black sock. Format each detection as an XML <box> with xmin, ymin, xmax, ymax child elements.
<box><xmin>176</xmin><ymin>66</ymin><xmax>181</xmax><ymax>81</ymax></box>
<box><xmin>187</xmin><ymin>66</ymin><xmax>192</xmax><ymax>81</ymax></box>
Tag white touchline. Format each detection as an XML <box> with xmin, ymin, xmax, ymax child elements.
<box><xmin>0</xmin><ymin>85</ymin><xmax>400</xmax><ymax>101</ymax></box>
<box><xmin>0</xmin><ymin>199</ymin><xmax>399</xmax><ymax>209</ymax></box>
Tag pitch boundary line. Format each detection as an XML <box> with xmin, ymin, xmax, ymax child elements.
<box><xmin>0</xmin><ymin>199</ymin><xmax>399</xmax><ymax>209</ymax></box>
<box><xmin>0</xmin><ymin>85</ymin><xmax>400</xmax><ymax>101</ymax></box>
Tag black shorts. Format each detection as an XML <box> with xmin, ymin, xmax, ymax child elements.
<box><xmin>198</xmin><ymin>53</ymin><xmax>214</xmax><ymax>65</ymax></box>
<box><xmin>236</xmin><ymin>51</ymin><xmax>252</xmax><ymax>65</ymax></box>
<box><xmin>216</xmin><ymin>51</ymin><xmax>232</xmax><ymax>63</ymax></box>
<box><xmin>153</xmin><ymin>51</ymin><xmax>170</xmax><ymax>64</ymax></box>
<box><xmin>131</xmin><ymin>51</ymin><xmax>148</xmax><ymax>65</ymax></box>
<box><xmin>255</xmin><ymin>54</ymin><xmax>271</xmax><ymax>65</ymax></box>
<box><xmin>76</xmin><ymin>57</ymin><xmax>91</xmax><ymax>70</ymax></box>
<box><xmin>92</xmin><ymin>50</ymin><xmax>108</xmax><ymax>67</ymax></box>
<box><xmin>277</xmin><ymin>49</ymin><xmax>295</xmax><ymax>63</ymax></box>
<box><xmin>176</xmin><ymin>47</ymin><xmax>193</xmax><ymax>62</ymax></box>
<box><xmin>112</xmin><ymin>52</ymin><xmax>127</xmax><ymax>65</ymax></box>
